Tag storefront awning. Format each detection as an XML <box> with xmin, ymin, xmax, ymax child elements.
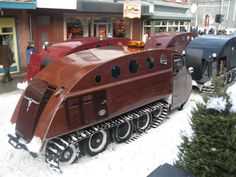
<box><xmin>77</xmin><ymin>1</ymin><xmax>149</xmax><ymax>14</ymax></box>
<box><xmin>149</xmin><ymin>11</ymin><xmax>194</xmax><ymax>20</ymax></box>
<box><xmin>0</xmin><ymin>0</ymin><xmax>36</xmax><ymax>9</ymax></box>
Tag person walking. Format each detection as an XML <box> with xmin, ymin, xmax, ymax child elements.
<box><xmin>26</xmin><ymin>40</ymin><xmax>36</xmax><ymax>66</ymax></box>
<box><xmin>0</xmin><ymin>40</ymin><xmax>14</xmax><ymax>83</ymax></box>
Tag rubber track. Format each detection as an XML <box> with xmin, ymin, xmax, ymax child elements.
<box><xmin>45</xmin><ymin>101</ymin><xmax>169</xmax><ymax>172</ymax></box>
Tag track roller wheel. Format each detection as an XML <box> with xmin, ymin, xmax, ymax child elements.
<box><xmin>152</xmin><ymin>107</ymin><xmax>163</xmax><ymax>119</ymax></box>
<box><xmin>84</xmin><ymin>129</ymin><xmax>110</xmax><ymax>156</ymax></box>
<box><xmin>112</xmin><ymin>120</ymin><xmax>134</xmax><ymax>143</ymax></box>
<box><xmin>135</xmin><ymin>112</ymin><xmax>152</xmax><ymax>133</ymax></box>
<box><xmin>59</xmin><ymin>143</ymin><xmax>80</xmax><ymax>166</ymax></box>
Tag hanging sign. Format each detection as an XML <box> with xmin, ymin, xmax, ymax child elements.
<box><xmin>123</xmin><ymin>1</ymin><xmax>141</xmax><ymax>19</ymax></box>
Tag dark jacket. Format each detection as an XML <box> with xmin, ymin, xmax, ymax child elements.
<box><xmin>0</xmin><ymin>45</ymin><xmax>14</xmax><ymax>65</ymax></box>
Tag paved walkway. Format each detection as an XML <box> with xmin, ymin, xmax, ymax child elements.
<box><xmin>0</xmin><ymin>72</ymin><xmax>25</xmax><ymax>94</ymax></box>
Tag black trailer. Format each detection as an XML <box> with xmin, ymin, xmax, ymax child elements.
<box><xmin>185</xmin><ymin>35</ymin><xmax>236</xmax><ymax>91</ymax></box>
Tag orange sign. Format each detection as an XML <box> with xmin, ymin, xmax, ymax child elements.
<box><xmin>123</xmin><ymin>1</ymin><xmax>141</xmax><ymax>19</ymax></box>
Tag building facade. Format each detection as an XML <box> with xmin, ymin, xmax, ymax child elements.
<box><xmin>188</xmin><ymin>0</ymin><xmax>236</xmax><ymax>32</ymax></box>
<box><xmin>0</xmin><ymin>0</ymin><xmax>36</xmax><ymax>75</ymax></box>
<box><xmin>0</xmin><ymin>0</ymin><xmax>192</xmax><ymax>74</ymax></box>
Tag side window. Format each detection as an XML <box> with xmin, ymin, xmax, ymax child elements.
<box><xmin>129</xmin><ymin>59</ymin><xmax>138</xmax><ymax>73</ymax></box>
<box><xmin>146</xmin><ymin>56</ymin><xmax>155</xmax><ymax>70</ymax></box>
<box><xmin>40</xmin><ymin>58</ymin><xmax>52</xmax><ymax>70</ymax></box>
<box><xmin>160</xmin><ymin>54</ymin><xmax>168</xmax><ymax>66</ymax></box>
<box><xmin>173</xmin><ymin>54</ymin><xmax>184</xmax><ymax>76</ymax></box>
<box><xmin>173</xmin><ymin>55</ymin><xmax>184</xmax><ymax>69</ymax></box>
<box><xmin>111</xmin><ymin>65</ymin><xmax>121</xmax><ymax>79</ymax></box>
<box><xmin>95</xmin><ymin>75</ymin><xmax>102</xmax><ymax>83</ymax></box>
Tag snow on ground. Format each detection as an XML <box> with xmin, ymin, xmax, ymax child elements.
<box><xmin>0</xmin><ymin>89</ymin><xmax>203</xmax><ymax>177</ymax></box>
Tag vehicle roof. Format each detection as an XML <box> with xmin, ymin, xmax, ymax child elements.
<box><xmin>187</xmin><ymin>35</ymin><xmax>235</xmax><ymax>50</ymax></box>
<box><xmin>40</xmin><ymin>37</ymin><xmax>130</xmax><ymax>58</ymax></box>
<box><xmin>36</xmin><ymin>46</ymin><xmax>136</xmax><ymax>88</ymax></box>
<box><xmin>48</xmin><ymin>37</ymin><xmax>101</xmax><ymax>48</ymax></box>
<box><xmin>186</xmin><ymin>35</ymin><xmax>236</xmax><ymax>58</ymax></box>
<box><xmin>40</xmin><ymin>37</ymin><xmax>101</xmax><ymax>58</ymax></box>
<box><xmin>145</xmin><ymin>32</ymin><xmax>197</xmax><ymax>51</ymax></box>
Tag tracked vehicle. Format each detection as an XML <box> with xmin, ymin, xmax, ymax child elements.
<box><xmin>25</xmin><ymin>37</ymin><xmax>130</xmax><ymax>81</ymax></box>
<box><xmin>145</xmin><ymin>32</ymin><xmax>197</xmax><ymax>53</ymax></box>
<box><xmin>8</xmin><ymin>41</ymin><xmax>192</xmax><ymax>171</ymax></box>
<box><xmin>185</xmin><ymin>35</ymin><xmax>236</xmax><ymax>92</ymax></box>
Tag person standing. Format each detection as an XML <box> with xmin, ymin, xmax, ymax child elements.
<box><xmin>26</xmin><ymin>40</ymin><xmax>36</xmax><ymax>66</ymax></box>
<box><xmin>0</xmin><ymin>40</ymin><xmax>14</xmax><ymax>83</ymax></box>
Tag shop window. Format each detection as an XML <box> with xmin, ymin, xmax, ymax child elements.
<box><xmin>156</xmin><ymin>27</ymin><xmax>167</xmax><ymax>33</ymax></box>
<box><xmin>180</xmin><ymin>27</ymin><xmax>186</xmax><ymax>32</ymax></box>
<box><xmin>2</xmin><ymin>27</ymin><xmax>12</xmax><ymax>33</ymax></box>
<box><xmin>168</xmin><ymin>27</ymin><xmax>178</xmax><ymax>32</ymax></box>
<box><xmin>162</xmin><ymin>21</ymin><xmax>167</xmax><ymax>25</ymax></box>
<box><xmin>154</xmin><ymin>21</ymin><xmax>161</xmax><ymax>26</ymax></box>
<box><xmin>168</xmin><ymin>21</ymin><xmax>174</xmax><ymax>25</ymax></box>
<box><xmin>66</xmin><ymin>17</ymin><xmax>91</xmax><ymax>39</ymax></box>
<box><xmin>144</xmin><ymin>20</ymin><xmax>151</xmax><ymax>25</ymax></box>
<box><xmin>143</xmin><ymin>20</ymin><xmax>151</xmax><ymax>38</ymax></box>
<box><xmin>129</xmin><ymin>60</ymin><xmax>138</xmax><ymax>73</ymax></box>
<box><xmin>112</xmin><ymin>17</ymin><xmax>130</xmax><ymax>38</ymax></box>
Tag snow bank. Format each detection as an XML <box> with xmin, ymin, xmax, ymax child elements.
<box><xmin>205</xmin><ymin>83</ymin><xmax>236</xmax><ymax>113</ymax></box>
<box><xmin>17</xmin><ymin>81</ymin><xmax>28</xmax><ymax>90</ymax></box>
<box><xmin>206</xmin><ymin>97</ymin><xmax>227</xmax><ymax>112</ymax></box>
<box><xmin>227</xmin><ymin>83</ymin><xmax>236</xmax><ymax>113</ymax></box>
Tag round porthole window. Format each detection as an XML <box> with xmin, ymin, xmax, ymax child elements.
<box><xmin>160</xmin><ymin>54</ymin><xmax>168</xmax><ymax>66</ymax></box>
<box><xmin>95</xmin><ymin>75</ymin><xmax>102</xmax><ymax>83</ymax></box>
<box><xmin>111</xmin><ymin>65</ymin><xmax>121</xmax><ymax>79</ymax></box>
<box><xmin>129</xmin><ymin>60</ymin><xmax>138</xmax><ymax>73</ymax></box>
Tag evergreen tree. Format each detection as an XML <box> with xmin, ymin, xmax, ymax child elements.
<box><xmin>175</xmin><ymin>76</ymin><xmax>236</xmax><ymax>177</ymax></box>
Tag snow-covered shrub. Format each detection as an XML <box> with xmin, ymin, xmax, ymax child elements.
<box><xmin>175</xmin><ymin>103</ymin><xmax>236</xmax><ymax>177</ymax></box>
<box><xmin>204</xmin><ymin>74</ymin><xmax>232</xmax><ymax>114</ymax></box>
<box><xmin>175</xmin><ymin>76</ymin><xmax>236</xmax><ymax>177</ymax></box>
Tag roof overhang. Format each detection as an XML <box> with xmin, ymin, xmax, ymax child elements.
<box><xmin>77</xmin><ymin>1</ymin><xmax>149</xmax><ymax>15</ymax></box>
<box><xmin>0</xmin><ymin>0</ymin><xmax>36</xmax><ymax>9</ymax></box>
<box><xmin>149</xmin><ymin>11</ymin><xmax>194</xmax><ymax>20</ymax></box>
<box><xmin>154</xmin><ymin>1</ymin><xmax>188</xmax><ymax>10</ymax></box>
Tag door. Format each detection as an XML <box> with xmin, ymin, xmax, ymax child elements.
<box><xmin>65</xmin><ymin>90</ymin><xmax>108</xmax><ymax>129</ymax></box>
<box><xmin>0</xmin><ymin>18</ymin><xmax>19</xmax><ymax>75</ymax></box>
<box><xmin>36</xmin><ymin>16</ymin><xmax>53</xmax><ymax>53</ymax></box>
<box><xmin>95</xmin><ymin>24</ymin><xmax>108</xmax><ymax>37</ymax></box>
<box><xmin>171</xmin><ymin>54</ymin><xmax>192</xmax><ymax>110</ymax></box>
<box><xmin>16</xmin><ymin>79</ymin><xmax>54</xmax><ymax>142</ymax></box>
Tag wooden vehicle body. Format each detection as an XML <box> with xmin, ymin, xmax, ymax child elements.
<box><xmin>185</xmin><ymin>35</ymin><xmax>236</xmax><ymax>91</ymax></box>
<box><xmin>9</xmin><ymin>43</ymin><xmax>192</xmax><ymax>171</ymax></box>
<box><xmin>145</xmin><ymin>32</ymin><xmax>197</xmax><ymax>53</ymax></box>
<box><xmin>25</xmin><ymin>37</ymin><xmax>130</xmax><ymax>81</ymax></box>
